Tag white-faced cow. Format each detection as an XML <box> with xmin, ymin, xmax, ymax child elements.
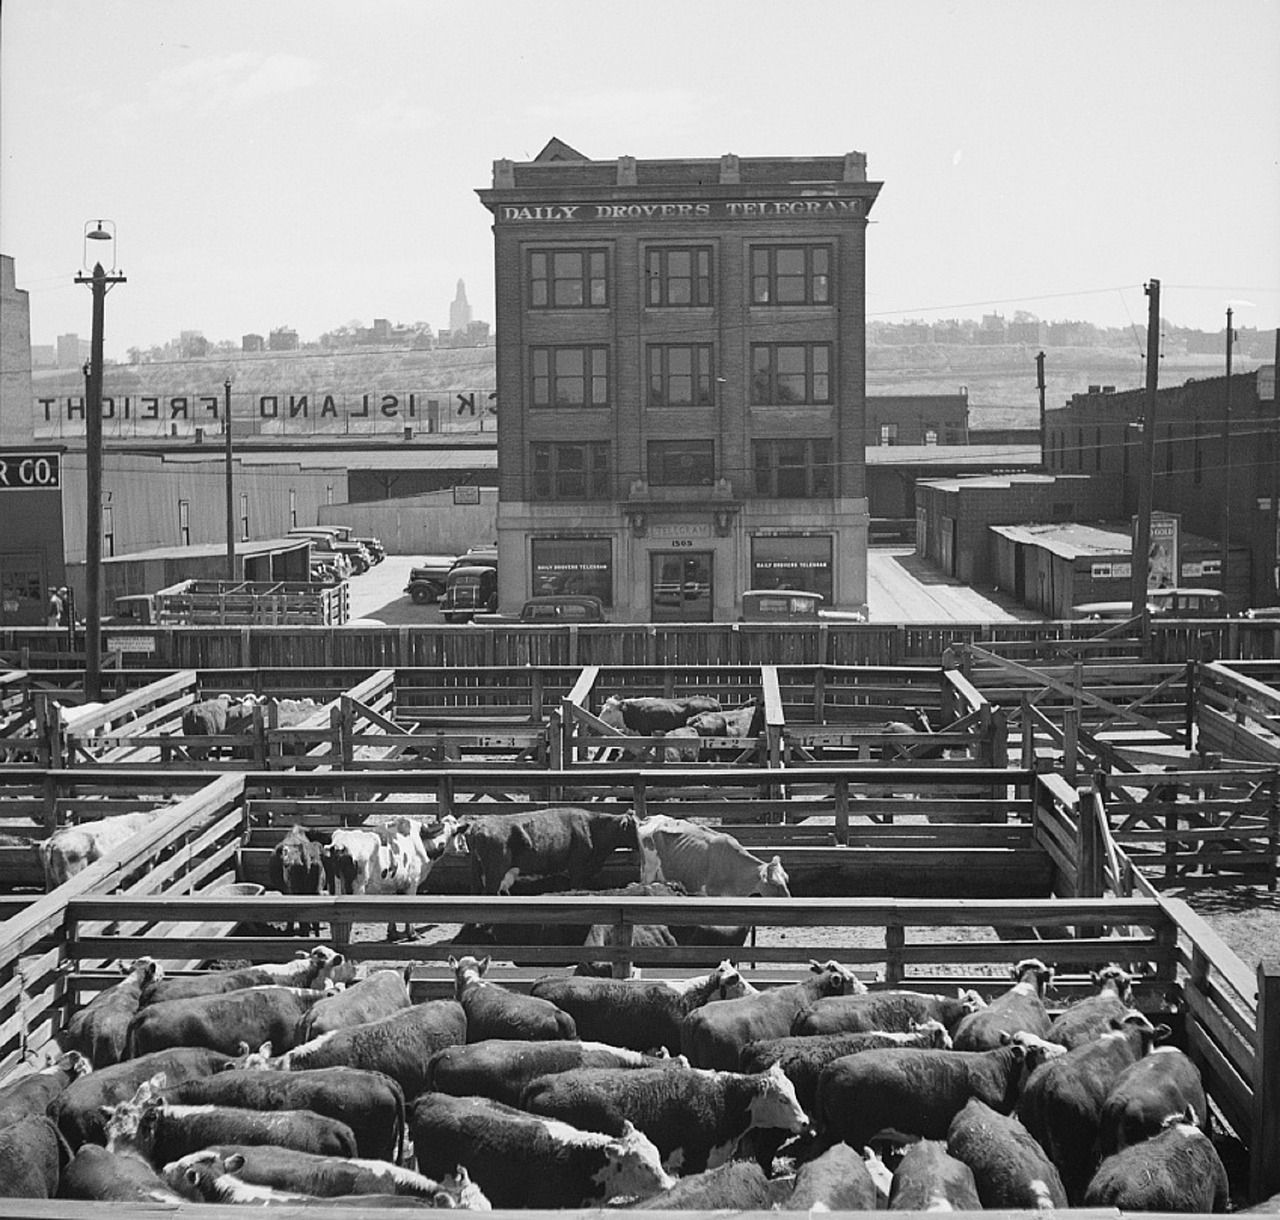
<box><xmin>459</xmin><ymin>807</ymin><xmax>638</xmax><ymax>895</ymax></box>
<box><xmin>947</xmin><ymin>1096</ymin><xmax>1068</xmax><ymax>1209</ymax></box>
<box><xmin>141</xmin><ymin>945</ymin><xmax>344</xmax><ymax>1007</ymax></box>
<box><xmin>791</xmin><ymin>987</ymin><xmax>985</xmax><ymax>1037</ymax></box>
<box><xmin>627</xmin><ymin>1158</ymin><xmax>788</xmax><ymax>1211</ymax></box>
<box><xmin>519</xmin><ymin>1060</ymin><xmax>809</xmax><ymax>1176</ymax></box>
<box><xmin>65</xmin><ymin>957</ymin><xmax>161</xmax><ymax>1068</ymax></box>
<box><xmin>410</xmin><ymin>1092</ymin><xmax>675</xmax><ymax>1209</ymax></box>
<box><xmin>451</xmin><ymin>954</ymin><xmax>577</xmax><ymax>1042</ymax></box>
<box><xmin>636</xmin><ymin>814</ymin><xmax>790</xmax><ymax>899</ymax></box>
<box><xmin>681</xmin><ymin>960</ymin><xmax>863</xmax><ymax>1070</ymax></box>
<box><xmin>1098</xmin><ymin>1045</ymin><xmax>1207</xmax><ymax>1156</ymax></box>
<box><xmin>532</xmin><ymin>960</ymin><xmax>755</xmax><ymax>1055</ymax></box>
<box><xmin>295</xmin><ymin>966</ymin><xmax>411</xmax><ymax>1041</ymax></box>
<box><xmin>787</xmin><ymin>1141</ymin><xmax>885</xmax><ymax>1212</ymax></box>
<box><xmin>888</xmin><ymin>1139</ymin><xmax>983</xmax><ymax>1211</ymax></box>
<box><xmin>1084</xmin><ymin>1110</ymin><xmax>1229</xmax><ymax>1212</ymax></box>
<box><xmin>38</xmin><ymin>810</ymin><xmax>164</xmax><ymax>891</ymax></box>
<box><xmin>951</xmin><ymin>958</ymin><xmax>1054</xmax><ymax>1050</ymax></box>
<box><xmin>0</xmin><ymin>1049</ymin><xmax>91</xmax><ymax>1129</ymax></box>
<box><xmin>1047</xmin><ymin>964</ymin><xmax>1137</xmax><ymax>1050</ymax></box>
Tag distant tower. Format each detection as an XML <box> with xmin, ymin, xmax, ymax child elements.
<box><xmin>449</xmin><ymin>279</ymin><xmax>473</xmax><ymax>335</ymax></box>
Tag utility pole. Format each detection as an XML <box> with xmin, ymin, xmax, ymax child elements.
<box><xmin>224</xmin><ymin>379</ymin><xmax>235</xmax><ymax>581</ymax></box>
<box><xmin>1274</xmin><ymin>326</ymin><xmax>1280</xmax><ymax>602</ymax></box>
<box><xmin>1131</xmin><ymin>279</ymin><xmax>1160</xmax><ymax>620</ymax></box>
<box><xmin>74</xmin><ymin>248</ymin><xmax>126</xmax><ymax>703</ymax></box>
<box><xmin>1219</xmin><ymin>309</ymin><xmax>1234</xmax><ymax>599</ymax></box>
<box><xmin>1035</xmin><ymin>351</ymin><xmax>1047</xmax><ymax>466</ymax></box>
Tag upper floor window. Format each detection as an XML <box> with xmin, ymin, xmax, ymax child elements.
<box><xmin>530</xmin><ymin>249</ymin><xmax>608</xmax><ymax>308</ymax></box>
<box><xmin>532</xmin><ymin>347</ymin><xmax>610</xmax><ymax>409</ymax></box>
<box><xmin>648</xmin><ymin>440</ymin><xmax>714</xmax><ymax>486</ymax></box>
<box><xmin>752</xmin><ymin>438</ymin><xmax>834</xmax><ymax>498</ymax></box>
<box><xmin>102</xmin><ymin>504</ymin><xmax>115</xmax><ymax>558</ymax></box>
<box><xmin>178</xmin><ymin>499</ymin><xmax>190</xmax><ymax>547</ymax></box>
<box><xmin>751</xmin><ymin>343</ymin><xmax>832</xmax><ymax>405</ymax></box>
<box><xmin>751</xmin><ymin>245</ymin><xmax>831</xmax><ymax>305</ymax></box>
<box><xmin>880</xmin><ymin>423</ymin><xmax>898</xmax><ymax>446</ymax></box>
<box><xmin>646</xmin><ymin>247</ymin><xmax>712</xmax><ymax>307</ymax></box>
<box><xmin>531</xmin><ymin>441</ymin><xmax>611</xmax><ymax>501</ymax></box>
<box><xmin>648</xmin><ymin>344</ymin><xmax>713</xmax><ymax>407</ymax></box>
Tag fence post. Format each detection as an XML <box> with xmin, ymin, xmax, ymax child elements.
<box><xmin>1268</xmin><ymin>771</ymin><xmax>1279</xmax><ymax>893</ymax></box>
<box><xmin>834</xmin><ymin>778</ymin><xmax>849</xmax><ymax>846</ymax></box>
<box><xmin>1063</xmin><ymin>707</ymin><xmax>1079</xmax><ymax>785</ymax></box>
<box><xmin>1077</xmin><ymin>786</ymin><xmax>1102</xmax><ymax>899</ymax></box>
<box><xmin>1021</xmin><ymin>694</ymin><xmax>1034</xmax><ymax>770</ymax></box>
<box><xmin>1251</xmin><ymin>961</ymin><xmax>1280</xmax><ymax>1202</ymax></box>
<box><xmin>884</xmin><ymin>925</ymin><xmax>905</xmax><ymax>986</ymax></box>
<box><xmin>1184</xmin><ymin>659</ymin><xmax>1197</xmax><ymax>748</ymax></box>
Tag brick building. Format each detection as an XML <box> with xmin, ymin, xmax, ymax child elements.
<box><xmin>866</xmin><ymin>392</ymin><xmax>968</xmax><ymax>447</ymax></box>
<box><xmin>476</xmin><ymin>139</ymin><xmax>882</xmax><ymax>621</ymax></box>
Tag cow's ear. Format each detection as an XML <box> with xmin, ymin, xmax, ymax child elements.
<box><xmin>97</xmin><ymin>1104</ymin><xmax>114</xmax><ymax>1123</ymax></box>
<box><xmin>479</xmin><ymin>955</ymin><xmax>491</xmax><ymax>974</ymax></box>
<box><xmin>225</xmin><ymin>1153</ymin><xmax>246</xmax><ymax>1173</ymax></box>
<box><xmin>1153</xmin><ymin>1023</ymin><xmax>1172</xmax><ymax>1043</ymax></box>
<box><xmin>447</xmin><ymin>955</ymin><xmax>458</xmax><ymax>970</ymax></box>
<box><xmin>999</xmin><ymin>1030</ymin><xmax>1013</xmax><ymax>1046</ymax></box>
<box><xmin>185</xmin><ymin>1168</ymin><xmax>201</xmax><ymax>1187</ymax></box>
<box><xmin>808</xmin><ymin>959</ymin><xmax>822</xmax><ymax>973</ymax></box>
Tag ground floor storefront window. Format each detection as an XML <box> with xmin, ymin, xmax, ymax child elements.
<box><xmin>750</xmin><ymin>534</ymin><xmax>833</xmax><ymax>600</ymax></box>
<box><xmin>530</xmin><ymin>537</ymin><xmax>613</xmax><ymax>605</ymax></box>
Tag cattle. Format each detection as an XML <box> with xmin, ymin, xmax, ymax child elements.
<box><xmin>878</xmin><ymin>709</ymin><xmax>949</xmax><ymax>761</ymax></box>
<box><xmin>127</xmin><ymin>984</ymin><xmax>331</xmax><ymax>1058</ymax></box>
<box><xmin>179</xmin><ymin>694</ymin><xmax>263</xmax><ymax>761</ymax></box>
<box><xmin>1016</xmin><ymin>1011</ymin><xmax>1161</xmax><ymax>1203</ymax></box>
<box><xmin>50</xmin><ymin>1046</ymin><xmax>234</xmax><ymax>1150</ymax></box>
<box><xmin>791</xmin><ymin>987</ymin><xmax>985</xmax><ymax>1037</ymax></box>
<box><xmin>578</xmin><ymin>920</ymin><xmax>677</xmax><ymax>975</ymax></box>
<box><xmin>141</xmin><ymin>944</ymin><xmax>344</xmax><ymax>1007</ymax></box>
<box><xmin>626</xmin><ymin>1158</ymin><xmax>787</xmax><ymax>1211</ymax></box>
<box><xmin>243</xmin><ymin>998</ymin><xmax>467</xmax><ymax>1100</ymax></box>
<box><xmin>59</xmin><ymin>1143</ymin><xmax>185</xmax><ymax>1203</ymax></box>
<box><xmin>269</xmin><ymin>824</ymin><xmax>328</xmax><ymax>936</ymax></box>
<box><xmin>681</xmin><ymin>960</ymin><xmax>864</xmax><ymax>1070</ymax></box>
<box><xmin>164</xmin><ymin>1145</ymin><xmax>488</xmax><ymax>1206</ymax></box>
<box><xmin>161</xmin><ymin>1065</ymin><xmax>406</xmax><ymax>1162</ymax></box>
<box><xmin>63</xmin><ymin>958</ymin><xmax>160</xmax><ymax>1069</ymax></box>
<box><xmin>459</xmin><ymin>807</ymin><xmax>638</xmax><ymax>895</ymax></box>
<box><xmin>0</xmin><ymin>1113</ymin><xmax>66</xmax><ymax>1198</ymax></box>
<box><xmin>0</xmin><ymin>1050</ymin><xmax>91</xmax><ymax>1128</ymax></box>
<box><xmin>324</xmin><ymin>817</ymin><xmax>464</xmax><ymax>941</ymax></box>
<box><xmin>452</xmin><ymin>954</ymin><xmax>577</xmax><ymax>1042</ymax></box>
<box><xmin>103</xmin><ymin>1075</ymin><xmax>358</xmax><ymax>1165</ymax></box>
<box><xmin>637</xmin><ymin>815</ymin><xmax>790</xmax><ymax>901</ymax></box>
<box><xmin>531</xmin><ymin>960</ymin><xmax>754</xmax><ymax>1055</ymax></box>
<box><xmin>38</xmin><ymin>810</ymin><xmax>162</xmax><ymax>891</ymax></box>
<box><xmin>786</xmin><ymin>1140</ymin><xmax>884</xmax><ymax>1211</ymax></box>
<box><xmin>171</xmin><ymin>1157</ymin><xmax>460</xmax><ymax>1209</ymax></box>
<box><xmin>519</xmin><ymin>1060</ymin><xmax>809</xmax><ymax>1176</ymax></box>
<box><xmin>1084</xmin><ymin>1110</ymin><xmax>1229</xmax><ymax>1212</ymax></box>
<box><xmin>740</xmin><ymin>1020</ymin><xmax>952</xmax><ymax>1113</ymax></box>
<box><xmin>598</xmin><ymin>694</ymin><xmax>722</xmax><ymax>735</ymax></box>
<box><xmin>1098</xmin><ymin>1045</ymin><xmax>1207</xmax><ymax>1156</ymax></box>
<box><xmin>410</xmin><ymin>1092</ymin><xmax>675</xmax><ymax>1208</ymax></box>
<box><xmin>947</xmin><ymin>1096</ymin><xmax>1068</xmax><ymax>1210</ymax></box>
<box><xmin>426</xmin><ymin>1039</ymin><xmax>681</xmax><ymax>1108</ymax></box>
<box><xmin>296</xmin><ymin>967</ymin><xmax>411</xmax><ymax>1041</ymax></box>
<box><xmin>1046</xmin><ymin>963</ymin><xmax>1137</xmax><ymax>1050</ymax></box>
<box><xmin>813</xmin><ymin>1041</ymin><xmax>1030</xmax><ymax>1150</ymax></box>
<box><xmin>951</xmin><ymin>958</ymin><xmax>1054</xmax><ymax>1050</ymax></box>
<box><xmin>889</xmin><ymin>1139</ymin><xmax>983</xmax><ymax>1211</ymax></box>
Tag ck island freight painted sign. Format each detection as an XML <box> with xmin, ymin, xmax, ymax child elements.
<box><xmin>496</xmin><ymin>197</ymin><xmax>866</xmax><ymax>223</ymax></box>
<box><xmin>33</xmin><ymin>390</ymin><xmax>496</xmax><ymax>439</ymax></box>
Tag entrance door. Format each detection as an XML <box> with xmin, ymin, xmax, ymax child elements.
<box><xmin>650</xmin><ymin>551</ymin><xmax>713</xmax><ymax>622</ymax></box>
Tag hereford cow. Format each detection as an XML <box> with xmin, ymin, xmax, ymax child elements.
<box><xmin>889</xmin><ymin>1139</ymin><xmax>982</xmax><ymax>1211</ymax></box>
<box><xmin>787</xmin><ymin>1142</ymin><xmax>884</xmax><ymax>1212</ymax></box>
<box><xmin>0</xmin><ymin>1113</ymin><xmax>65</xmax><ymax>1199</ymax></box>
<box><xmin>627</xmin><ymin>1159</ymin><xmax>787</xmax><ymax>1211</ymax></box>
<box><xmin>0</xmin><ymin>1050</ymin><xmax>91</xmax><ymax>1129</ymax></box>
<box><xmin>680</xmin><ymin>960</ymin><xmax>863</xmax><ymax>1070</ymax></box>
<box><xmin>141</xmin><ymin>945</ymin><xmax>344</xmax><ymax>1007</ymax></box>
<box><xmin>598</xmin><ymin>694</ymin><xmax>722</xmax><ymax>735</ymax></box>
<box><xmin>1047</xmin><ymin>964</ymin><xmax>1137</xmax><ymax>1050</ymax></box>
<box><xmin>410</xmin><ymin>1092</ymin><xmax>674</xmax><ymax>1209</ymax></box>
<box><xmin>948</xmin><ymin>1097</ymin><xmax>1068</xmax><ymax>1209</ymax></box>
<box><xmin>127</xmin><ymin>985</ymin><xmax>331</xmax><ymax>1059</ymax></box>
<box><xmin>1084</xmin><ymin>1110</ymin><xmax>1229</xmax><ymax>1212</ymax></box>
<box><xmin>451</xmin><ymin>954</ymin><xmax>577</xmax><ymax>1042</ymax></box>
<box><xmin>164</xmin><ymin>1145</ymin><xmax>486</xmax><ymax>1205</ymax></box>
<box><xmin>38</xmin><ymin>810</ymin><xmax>163</xmax><ymax>891</ymax></box>
<box><xmin>296</xmin><ymin>967</ymin><xmax>411</xmax><ymax>1041</ymax></box>
<box><xmin>791</xmin><ymin>987</ymin><xmax>984</xmax><ymax>1037</ymax></box>
<box><xmin>65</xmin><ymin>957</ymin><xmax>161</xmax><ymax>1068</ymax></box>
<box><xmin>1098</xmin><ymin>1045</ymin><xmax>1207</xmax><ymax>1156</ymax></box>
<box><xmin>426</xmin><ymin>1040</ymin><xmax>681</xmax><ymax>1108</ymax></box>
<box><xmin>59</xmin><ymin>1143</ymin><xmax>186</xmax><ymax>1203</ymax></box>
<box><xmin>520</xmin><ymin>1060</ymin><xmax>809</xmax><ymax>1176</ymax></box>
<box><xmin>532</xmin><ymin>960</ymin><xmax>754</xmax><ymax>1055</ymax></box>
<box><xmin>459</xmin><ymin>807</ymin><xmax>638</xmax><ymax>895</ymax></box>
<box><xmin>951</xmin><ymin>958</ymin><xmax>1054</xmax><ymax>1050</ymax></box>
<box><xmin>636</xmin><ymin>815</ymin><xmax>790</xmax><ymax>898</ymax></box>
<box><xmin>179</xmin><ymin>694</ymin><xmax>263</xmax><ymax>762</ymax></box>
<box><xmin>269</xmin><ymin>825</ymin><xmax>328</xmax><ymax>936</ymax></box>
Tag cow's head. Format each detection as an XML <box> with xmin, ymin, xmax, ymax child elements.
<box><xmin>437</xmin><ymin>1166</ymin><xmax>489</xmax><ymax>1210</ymax></box>
<box><xmin>957</xmin><ymin>987</ymin><xmax>987</xmax><ymax>1013</ymax></box>
<box><xmin>128</xmin><ymin>956</ymin><xmax>163</xmax><ymax>987</ymax></box>
<box><xmin>1108</xmin><ymin>1009</ymin><xmax>1167</xmax><ymax>1054</ymax></box>
<box><xmin>232</xmin><ymin>1041</ymin><xmax>278</xmax><ymax>1070</ymax></box>
<box><xmin>1003</xmin><ymin>1029</ymin><xmax>1066</xmax><ymax>1071</ymax></box>
<box><xmin>53</xmin><ymin>1049</ymin><xmax>93</xmax><ymax>1080</ymax></box>
<box><xmin>321</xmin><ymin>842</ymin><xmax>359</xmax><ymax>893</ymax></box>
<box><xmin>748</xmin><ymin>1061</ymin><xmax>810</xmax><ymax>1137</ymax></box>
<box><xmin>423</xmin><ymin>814</ymin><xmax>467</xmax><ymax>861</ymax></box>
<box><xmin>1010</xmin><ymin>958</ymin><xmax>1053</xmax><ymax>994</ymax></box>
<box><xmin>592</xmin><ymin>1121</ymin><xmax>675</xmax><ymax>1202</ymax></box>
<box><xmin>1093</xmin><ymin>963</ymin><xmax>1136</xmax><ymax>1003</ymax></box>
<box><xmin>808</xmin><ymin>959</ymin><xmax>866</xmax><ymax>995</ymax></box>
<box><xmin>448</xmin><ymin>954</ymin><xmax>490</xmax><ymax>997</ymax></box>
<box><xmin>301</xmin><ymin>945</ymin><xmax>345</xmax><ymax>987</ymax></box>
<box><xmin>162</xmin><ymin>1149</ymin><xmax>225</xmax><ymax>1202</ymax></box>
<box><xmin>910</xmin><ymin>1018</ymin><xmax>952</xmax><ymax>1049</ymax></box>
<box><xmin>752</xmin><ymin>855</ymin><xmax>790</xmax><ymax>898</ymax></box>
<box><xmin>597</xmin><ymin>695</ymin><xmax>626</xmax><ymax>732</ymax></box>
<box><xmin>101</xmin><ymin>1073</ymin><xmax>167</xmax><ymax>1156</ymax></box>
<box><xmin>711</xmin><ymin>959</ymin><xmax>755</xmax><ymax>1000</ymax></box>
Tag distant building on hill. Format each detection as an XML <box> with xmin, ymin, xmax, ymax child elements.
<box><xmin>450</xmin><ymin>280</ymin><xmax>473</xmax><ymax>336</ymax></box>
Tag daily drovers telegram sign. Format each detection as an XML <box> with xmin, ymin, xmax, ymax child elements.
<box><xmin>495</xmin><ymin>197</ymin><xmax>866</xmax><ymax>224</ymax></box>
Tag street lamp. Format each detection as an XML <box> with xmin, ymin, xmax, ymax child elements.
<box><xmin>224</xmin><ymin>378</ymin><xmax>235</xmax><ymax>580</ymax></box>
<box><xmin>74</xmin><ymin>221</ymin><xmax>126</xmax><ymax>703</ymax></box>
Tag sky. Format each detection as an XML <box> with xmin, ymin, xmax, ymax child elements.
<box><xmin>2</xmin><ymin>0</ymin><xmax>1278</xmax><ymax>362</ymax></box>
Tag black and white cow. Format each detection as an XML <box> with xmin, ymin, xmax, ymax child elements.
<box><xmin>951</xmin><ymin>958</ymin><xmax>1054</xmax><ymax>1050</ymax></box>
<box><xmin>1098</xmin><ymin>1045</ymin><xmax>1207</xmax><ymax>1156</ymax></box>
<box><xmin>1084</xmin><ymin>1110</ymin><xmax>1229</xmax><ymax>1212</ymax></box>
<box><xmin>296</xmin><ymin>967</ymin><xmax>412</xmax><ymax>1041</ymax></box>
<box><xmin>0</xmin><ymin>1113</ymin><xmax>66</xmax><ymax>1199</ymax></box>
<box><xmin>452</xmin><ymin>954</ymin><xmax>577</xmax><ymax>1042</ymax></box>
<box><xmin>791</xmin><ymin>988</ymin><xmax>984</xmax><ymax>1037</ymax></box>
<box><xmin>888</xmin><ymin>1139</ymin><xmax>982</xmax><ymax>1211</ymax></box>
<box><xmin>531</xmin><ymin>960</ymin><xmax>754</xmax><ymax>1055</ymax></box>
<box><xmin>0</xmin><ymin>1050</ymin><xmax>90</xmax><ymax>1128</ymax></box>
<box><xmin>127</xmin><ymin>984</ymin><xmax>331</xmax><ymax>1058</ymax></box>
<box><xmin>65</xmin><ymin>957</ymin><xmax>161</xmax><ymax>1068</ymax></box>
<box><xmin>410</xmin><ymin>1092</ymin><xmax>674</xmax><ymax>1209</ymax></box>
<box><xmin>598</xmin><ymin>695</ymin><xmax>722</xmax><ymax>735</ymax></box>
<box><xmin>947</xmin><ymin>1096</ymin><xmax>1068</xmax><ymax>1209</ymax></box>
<box><xmin>519</xmin><ymin>1061</ymin><xmax>809</xmax><ymax>1176</ymax></box>
<box><xmin>141</xmin><ymin>945</ymin><xmax>343</xmax><ymax>1007</ymax></box>
<box><xmin>1047</xmin><ymin>964</ymin><xmax>1137</xmax><ymax>1050</ymax></box>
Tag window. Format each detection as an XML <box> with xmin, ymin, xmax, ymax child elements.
<box><xmin>530</xmin><ymin>249</ymin><xmax>608</xmax><ymax>308</ymax></box>
<box><xmin>924</xmin><ymin>425</ymin><xmax>939</xmax><ymax>446</ymax></box>
<box><xmin>648</xmin><ymin>440</ymin><xmax>714</xmax><ymax>486</ymax></box>
<box><xmin>531</xmin><ymin>537</ymin><xmax>612</xmax><ymax>605</ymax></box>
<box><xmin>239</xmin><ymin>492</ymin><xmax>250</xmax><ymax>542</ymax></box>
<box><xmin>751</xmin><ymin>535</ymin><xmax>833</xmax><ymax>601</ymax></box>
<box><xmin>646</xmin><ymin>246</ymin><xmax>712</xmax><ymax>307</ymax></box>
<box><xmin>289</xmin><ymin>489</ymin><xmax>297</xmax><ymax>528</ymax></box>
<box><xmin>532</xmin><ymin>347</ymin><xmax>610</xmax><ymax>408</ymax></box>
<box><xmin>751</xmin><ymin>344</ymin><xmax>832</xmax><ymax>405</ymax></box>
<box><xmin>178</xmin><ymin>499</ymin><xmax>190</xmax><ymax>547</ymax></box>
<box><xmin>647</xmin><ymin>345</ymin><xmax>713</xmax><ymax>407</ymax></box>
<box><xmin>880</xmin><ymin>423</ymin><xmax>899</xmax><ymax>446</ymax></box>
<box><xmin>752</xmin><ymin>438</ymin><xmax>834</xmax><ymax>498</ymax></box>
<box><xmin>751</xmin><ymin>245</ymin><xmax>831</xmax><ymax>305</ymax></box>
<box><xmin>102</xmin><ymin>505</ymin><xmax>115</xmax><ymax>558</ymax></box>
<box><xmin>531</xmin><ymin>442</ymin><xmax>611</xmax><ymax>500</ymax></box>
<box><xmin>325</xmin><ymin>484</ymin><xmax>334</xmax><ymax>506</ymax></box>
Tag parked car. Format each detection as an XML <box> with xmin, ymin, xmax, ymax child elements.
<box><xmin>1072</xmin><ymin>587</ymin><xmax>1227</xmax><ymax>620</ymax></box>
<box><xmin>440</xmin><ymin>564</ymin><xmax>499</xmax><ymax>622</ymax></box>
<box><xmin>353</xmin><ymin>535</ymin><xmax>385</xmax><ymax>563</ymax></box>
<box><xmin>405</xmin><ymin>554</ymin><xmax>459</xmax><ymax>604</ymax></box>
<box><xmin>473</xmin><ymin>594</ymin><xmax>607</xmax><ymax>624</ymax></box>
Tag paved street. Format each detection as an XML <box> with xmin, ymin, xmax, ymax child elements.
<box><xmin>346</xmin><ymin>548</ymin><xmax>1044</xmax><ymax>626</ymax></box>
